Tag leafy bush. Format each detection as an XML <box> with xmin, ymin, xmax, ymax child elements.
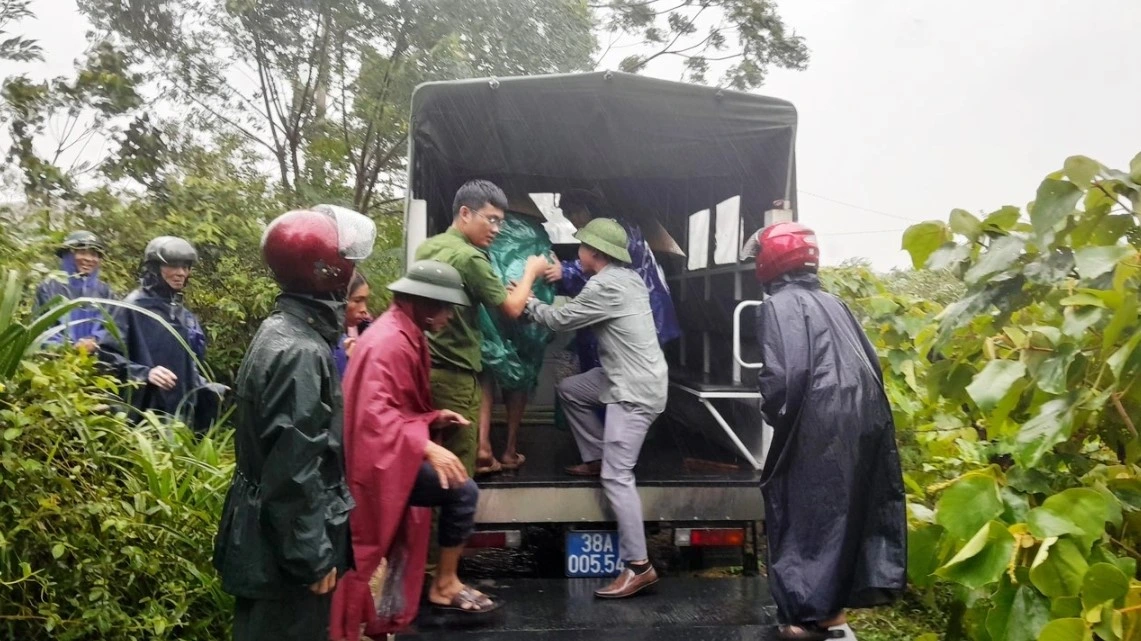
<box><xmin>902</xmin><ymin>153</ymin><xmax>1141</xmax><ymax>640</ymax></box>
<box><xmin>0</xmin><ymin>275</ymin><xmax>234</xmax><ymax>640</ymax></box>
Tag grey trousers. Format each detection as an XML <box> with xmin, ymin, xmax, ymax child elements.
<box><xmin>557</xmin><ymin>368</ymin><xmax>658</xmax><ymax>562</ymax></box>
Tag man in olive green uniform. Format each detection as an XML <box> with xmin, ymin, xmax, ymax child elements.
<box><xmin>414</xmin><ymin>180</ymin><xmax>547</xmax><ymax>474</ymax></box>
<box><xmin>214</xmin><ymin>206</ymin><xmax>376</xmax><ymax>641</ymax></box>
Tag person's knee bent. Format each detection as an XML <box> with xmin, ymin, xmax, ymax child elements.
<box><xmin>440</xmin><ymin>479</ymin><xmax>479</xmax><ymax>548</ymax></box>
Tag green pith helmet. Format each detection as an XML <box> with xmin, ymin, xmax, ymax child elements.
<box><xmin>388</xmin><ymin>260</ymin><xmax>471</xmax><ymax>306</ymax></box>
<box><xmin>574</xmin><ymin>218</ymin><xmax>631</xmax><ymax>264</ymax></box>
<box><xmin>57</xmin><ymin>230</ymin><xmax>106</xmax><ymax>256</ymax></box>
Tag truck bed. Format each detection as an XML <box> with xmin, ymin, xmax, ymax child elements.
<box><xmin>475</xmin><ymin>412</ymin><xmax>763</xmax><ymax>524</ymax></box>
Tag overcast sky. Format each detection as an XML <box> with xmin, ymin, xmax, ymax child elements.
<box><xmin>6</xmin><ymin>0</ymin><xmax>1141</xmax><ymax>270</ymax></box>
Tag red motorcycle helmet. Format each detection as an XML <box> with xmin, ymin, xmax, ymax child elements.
<box><xmin>262</xmin><ymin>206</ymin><xmax>376</xmax><ymax>294</ymax></box>
<box><xmin>753</xmin><ymin>222</ymin><xmax>819</xmax><ymax>284</ymax></box>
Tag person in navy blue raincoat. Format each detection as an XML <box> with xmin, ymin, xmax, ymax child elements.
<box><xmin>97</xmin><ymin>236</ymin><xmax>221</xmax><ymax>432</ymax></box>
<box><xmin>544</xmin><ymin>188</ymin><xmax>681</xmax><ymax>372</ymax></box>
<box><xmin>749</xmin><ymin>223</ymin><xmax>906</xmax><ymax>641</ymax></box>
<box><xmin>34</xmin><ymin>231</ymin><xmax>115</xmax><ymax>350</ymax></box>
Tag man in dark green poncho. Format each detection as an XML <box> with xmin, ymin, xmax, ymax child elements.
<box><xmin>476</xmin><ymin>193</ymin><xmax>557</xmax><ymax>475</ymax></box>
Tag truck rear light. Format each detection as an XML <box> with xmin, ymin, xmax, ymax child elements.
<box><xmin>466</xmin><ymin>530</ymin><xmax>523</xmax><ymax>549</ymax></box>
<box><xmin>674</xmin><ymin>528</ymin><xmax>746</xmax><ymax>547</ymax></box>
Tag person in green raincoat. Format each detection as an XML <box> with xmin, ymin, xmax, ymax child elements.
<box><xmin>475</xmin><ymin>193</ymin><xmax>557</xmax><ymax>475</ymax></box>
<box><xmin>213</xmin><ymin>205</ymin><xmax>376</xmax><ymax>641</ymax></box>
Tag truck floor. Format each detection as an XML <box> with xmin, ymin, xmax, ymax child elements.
<box><xmin>479</xmin><ymin>419</ymin><xmax>758</xmax><ymax>489</ymax></box>
<box><xmin>398</xmin><ymin>576</ymin><xmax>778</xmax><ymax>640</ymax></box>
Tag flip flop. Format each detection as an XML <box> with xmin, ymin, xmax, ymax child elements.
<box><xmin>777</xmin><ymin>624</ymin><xmax>845</xmax><ymax>640</ymax></box>
<box><xmin>499</xmin><ymin>453</ymin><xmax>526</xmax><ymax>471</ymax></box>
<box><xmin>475</xmin><ymin>459</ymin><xmax>503</xmax><ymax>476</ymax></box>
<box><xmin>430</xmin><ymin>586</ymin><xmax>503</xmax><ymax>615</ymax></box>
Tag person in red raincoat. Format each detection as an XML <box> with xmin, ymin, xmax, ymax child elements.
<box><xmin>330</xmin><ymin>260</ymin><xmax>503</xmax><ymax>641</ymax></box>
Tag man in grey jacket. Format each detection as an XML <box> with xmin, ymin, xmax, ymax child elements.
<box><xmin>523</xmin><ymin>218</ymin><xmax>668</xmax><ymax>600</ymax></box>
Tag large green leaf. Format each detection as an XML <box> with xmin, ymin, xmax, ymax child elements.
<box><xmin>967</xmin><ymin>360</ymin><xmax>1027</xmax><ymax>412</ymax></box>
<box><xmin>1027</xmin><ymin>488</ymin><xmax>1111</xmax><ymax>550</ymax></box>
<box><xmin>1074</xmin><ymin>245</ymin><xmax>1133</xmax><ymax>280</ymax></box>
<box><xmin>935</xmin><ymin>520</ymin><xmax>1016</xmax><ymax>589</ymax></box>
<box><xmin>1107</xmin><ymin>332</ymin><xmax>1141</xmax><ymax>382</ymax></box>
<box><xmin>982</xmin><ymin>205</ymin><xmax>1024</xmax><ymax>233</ymax></box>
<box><xmin>1061</xmin><ymin>307</ymin><xmax>1105</xmax><ymax>339</ymax></box>
<box><xmin>1007</xmin><ymin>585</ymin><xmax>1054</xmax><ymax>641</ymax></box>
<box><xmin>926</xmin><ymin>242</ymin><xmax>972</xmax><ymax>271</ymax></box>
<box><xmin>1101</xmin><ymin>290</ymin><xmax>1138</xmax><ymax>358</ymax></box>
<box><xmin>1031</xmin><ymin>179</ymin><xmax>1082</xmax><ymax>241</ymax></box>
<box><xmin>1024</xmin><ymin>249</ymin><xmax>1076</xmax><ymax>285</ymax></box>
<box><xmin>964</xmin><ymin>235</ymin><xmax>1026</xmax><ymax>285</ymax></box>
<box><xmin>1014</xmin><ymin>398</ymin><xmax>1075</xmax><ymax>469</ymax></box>
<box><xmin>1063</xmin><ymin>155</ymin><xmax>1103</xmax><ymax>189</ymax></box>
<box><xmin>1034</xmin><ymin>344</ymin><xmax>1078</xmax><ymax>395</ymax></box>
<box><xmin>987</xmin><ymin>580</ymin><xmax>1017</xmax><ymax>641</ymax></box>
<box><xmin>950</xmin><ymin>209</ymin><xmax>983</xmax><ymax>241</ymax></box>
<box><xmin>1030</xmin><ymin>537</ymin><xmax>1089</xmax><ymax>597</ymax></box>
<box><xmin>1081</xmin><ymin>562</ymin><xmax>1129</xmax><ymax>608</ymax></box>
<box><xmin>1036</xmin><ymin>618</ymin><xmax>1091</xmax><ymax>641</ymax></box>
<box><xmin>1130</xmin><ymin>151</ymin><xmax>1141</xmax><ymax>184</ymax></box>
<box><xmin>935</xmin><ymin>473</ymin><xmax>1005</xmax><ymax>541</ymax></box>
<box><xmin>908</xmin><ymin>525</ymin><xmax>945</xmax><ymax>588</ymax></box>
<box><xmin>903</xmin><ymin>221</ymin><xmax>952</xmax><ymax>269</ymax></box>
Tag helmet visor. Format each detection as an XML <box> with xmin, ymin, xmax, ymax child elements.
<box><xmin>315</xmin><ymin>204</ymin><xmax>377</xmax><ymax>261</ymax></box>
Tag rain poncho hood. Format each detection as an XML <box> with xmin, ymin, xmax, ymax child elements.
<box><xmin>96</xmin><ymin>279</ymin><xmax>215</xmax><ymax>431</ymax></box>
<box><xmin>557</xmin><ymin>218</ymin><xmax>680</xmax><ymax>371</ymax></box>
<box><xmin>755</xmin><ymin>272</ymin><xmax>906</xmax><ymax>624</ymax></box>
<box><xmin>330</xmin><ymin>301</ymin><xmax>439</xmax><ymax>639</ymax></box>
<box><xmin>479</xmin><ymin>213</ymin><xmax>557</xmax><ymax>390</ymax></box>
<box><xmin>214</xmin><ymin>294</ymin><xmax>354</xmax><ymax>602</ymax></box>
<box><xmin>34</xmin><ymin>253</ymin><xmax>114</xmax><ymax>343</ymax></box>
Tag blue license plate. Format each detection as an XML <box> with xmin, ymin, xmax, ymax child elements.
<box><xmin>565</xmin><ymin>530</ymin><xmax>624</xmax><ymax>577</ymax></box>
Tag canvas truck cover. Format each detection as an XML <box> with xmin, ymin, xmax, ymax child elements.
<box><xmin>408</xmin><ymin>71</ymin><xmax>797</xmax><ymax>234</ymax></box>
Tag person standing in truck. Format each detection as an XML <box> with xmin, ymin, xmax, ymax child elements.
<box><xmin>413</xmin><ymin>179</ymin><xmax>549</xmax><ymax>475</ymax></box>
<box><xmin>746</xmin><ymin>222</ymin><xmax>906</xmax><ymax>641</ymax></box>
<box><xmin>524</xmin><ymin>218</ymin><xmax>668</xmax><ymax>600</ymax></box>
<box><xmin>475</xmin><ymin>192</ymin><xmax>557</xmax><ymax>475</ymax></box>
<box><xmin>543</xmin><ymin>187</ymin><xmax>680</xmax><ymax>373</ymax></box>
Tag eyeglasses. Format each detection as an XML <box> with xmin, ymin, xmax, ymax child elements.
<box><xmin>474</xmin><ymin>211</ymin><xmax>505</xmax><ymax>230</ymax></box>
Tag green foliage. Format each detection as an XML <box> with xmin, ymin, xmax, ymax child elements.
<box><xmin>0</xmin><ymin>0</ymin><xmax>41</xmax><ymax>62</ymax></box>
<box><xmin>0</xmin><ymin>344</ymin><xmax>233</xmax><ymax>640</ymax></box>
<box><xmin>900</xmin><ymin>152</ymin><xmax>1141</xmax><ymax>640</ymax></box>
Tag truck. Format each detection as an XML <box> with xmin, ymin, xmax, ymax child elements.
<box><xmin>399</xmin><ymin>70</ymin><xmax>797</xmax><ymax>640</ymax></box>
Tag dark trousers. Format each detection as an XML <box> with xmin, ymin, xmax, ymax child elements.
<box><xmin>233</xmin><ymin>590</ymin><xmax>331</xmax><ymax>641</ymax></box>
<box><xmin>408</xmin><ymin>461</ymin><xmax>479</xmax><ymax>548</ymax></box>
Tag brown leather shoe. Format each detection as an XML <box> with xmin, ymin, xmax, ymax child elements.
<box><xmin>564</xmin><ymin>460</ymin><xmax>602</xmax><ymax>477</ymax></box>
<box><xmin>594</xmin><ymin>566</ymin><xmax>658</xmax><ymax>599</ymax></box>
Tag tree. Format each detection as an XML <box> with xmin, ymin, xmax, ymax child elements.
<box><xmin>1</xmin><ymin>41</ymin><xmax>145</xmax><ymax>206</ymax></box>
<box><xmin>77</xmin><ymin>0</ymin><xmax>596</xmax><ymax>213</ymax></box>
<box><xmin>0</xmin><ymin>0</ymin><xmax>41</xmax><ymax>62</ymax></box>
<box><xmin>595</xmin><ymin>0</ymin><xmax>809</xmax><ymax>89</ymax></box>
<box><xmin>902</xmin><ymin>153</ymin><xmax>1141</xmax><ymax>640</ymax></box>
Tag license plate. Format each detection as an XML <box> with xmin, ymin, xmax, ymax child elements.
<box><xmin>565</xmin><ymin>530</ymin><xmax>624</xmax><ymax>577</ymax></box>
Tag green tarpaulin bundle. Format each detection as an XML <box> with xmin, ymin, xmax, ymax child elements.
<box><xmin>479</xmin><ymin>213</ymin><xmax>556</xmax><ymax>391</ymax></box>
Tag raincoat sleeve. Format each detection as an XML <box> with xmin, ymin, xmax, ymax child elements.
<box><xmin>556</xmin><ymin>259</ymin><xmax>590</xmax><ymax>297</ymax></box>
<box><xmin>258</xmin><ymin>347</ymin><xmax>338</xmax><ymax>585</ymax></box>
<box><xmin>525</xmin><ymin>278</ymin><xmax>615</xmax><ymax>333</ymax></box>
<box><xmin>755</xmin><ymin>298</ymin><xmax>811</xmax><ymax>430</ymax></box>
<box><xmin>97</xmin><ymin>307</ymin><xmax>151</xmax><ymax>383</ymax></box>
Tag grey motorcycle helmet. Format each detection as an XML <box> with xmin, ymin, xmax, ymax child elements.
<box><xmin>143</xmin><ymin>236</ymin><xmax>198</xmax><ymax>267</ymax></box>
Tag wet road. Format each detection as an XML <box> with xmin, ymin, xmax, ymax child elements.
<box><xmin>401</xmin><ymin>576</ymin><xmax>779</xmax><ymax>640</ymax></box>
